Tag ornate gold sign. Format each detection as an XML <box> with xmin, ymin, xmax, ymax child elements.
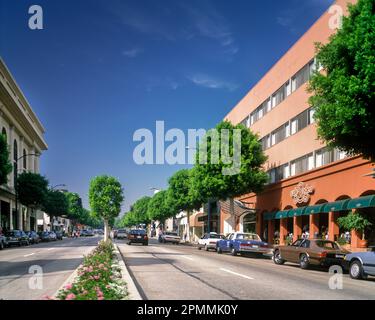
<box><xmin>290</xmin><ymin>182</ymin><xmax>314</xmax><ymax>205</ymax></box>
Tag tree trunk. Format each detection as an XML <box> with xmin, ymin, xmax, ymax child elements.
<box><xmin>104</xmin><ymin>218</ymin><xmax>109</xmax><ymax>242</ymax></box>
<box><xmin>186</xmin><ymin>210</ymin><xmax>190</xmax><ymax>242</ymax></box>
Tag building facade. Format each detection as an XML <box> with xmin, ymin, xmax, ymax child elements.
<box><xmin>222</xmin><ymin>0</ymin><xmax>375</xmax><ymax>250</ymax></box>
<box><xmin>0</xmin><ymin>58</ymin><xmax>48</xmax><ymax>232</ymax></box>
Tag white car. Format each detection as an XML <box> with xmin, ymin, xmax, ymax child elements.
<box><xmin>116</xmin><ymin>229</ymin><xmax>127</xmax><ymax>239</ymax></box>
<box><xmin>161</xmin><ymin>232</ymin><xmax>181</xmax><ymax>244</ymax></box>
<box><xmin>197</xmin><ymin>232</ymin><xmax>225</xmax><ymax>251</ymax></box>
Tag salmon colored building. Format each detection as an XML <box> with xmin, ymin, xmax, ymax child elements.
<box><xmin>221</xmin><ymin>0</ymin><xmax>375</xmax><ymax>250</ymax></box>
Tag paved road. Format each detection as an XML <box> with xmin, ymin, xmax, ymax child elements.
<box><xmin>117</xmin><ymin>239</ymin><xmax>375</xmax><ymax>300</ymax></box>
<box><xmin>0</xmin><ymin>236</ymin><xmax>99</xmax><ymax>300</ymax></box>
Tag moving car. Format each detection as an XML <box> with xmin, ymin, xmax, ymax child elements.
<box><xmin>5</xmin><ymin>230</ymin><xmax>29</xmax><ymax>246</ymax></box>
<box><xmin>216</xmin><ymin>232</ymin><xmax>271</xmax><ymax>256</ymax></box>
<box><xmin>127</xmin><ymin>229</ymin><xmax>148</xmax><ymax>246</ymax></box>
<box><xmin>160</xmin><ymin>232</ymin><xmax>180</xmax><ymax>244</ymax></box>
<box><xmin>197</xmin><ymin>232</ymin><xmax>225</xmax><ymax>251</ymax></box>
<box><xmin>273</xmin><ymin>239</ymin><xmax>350</xmax><ymax>269</ymax></box>
<box><xmin>343</xmin><ymin>246</ymin><xmax>375</xmax><ymax>280</ymax></box>
<box><xmin>25</xmin><ymin>231</ymin><xmax>41</xmax><ymax>244</ymax></box>
<box><xmin>116</xmin><ymin>229</ymin><xmax>127</xmax><ymax>240</ymax></box>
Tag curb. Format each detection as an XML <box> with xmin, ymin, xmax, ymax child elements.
<box><xmin>52</xmin><ymin>264</ymin><xmax>81</xmax><ymax>298</ymax></box>
<box><xmin>114</xmin><ymin>244</ymin><xmax>142</xmax><ymax>300</ymax></box>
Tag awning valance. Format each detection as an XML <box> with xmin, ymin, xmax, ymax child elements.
<box><xmin>347</xmin><ymin>195</ymin><xmax>375</xmax><ymax>210</ymax></box>
<box><xmin>303</xmin><ymin>204</ymin><xmax>325</xmax><ymax>215</ymax></box>
<box><xmin>263</xmin><ymin>212</ymin><xmax>276</xmax><ymax>221</ymax></box>
<box><xmin>288</xmin><ymin>207</ymin><xmax>305</xmax><ymax>217</ymax></box>
<box><xmin>274</xmin><ymin>210</ymin><xmax>290</xmax><ymax>219</ymax></box>
<box><xmin>322</xmin><ymin>199</ymin><xmax>350</xmax><ymax>213</ymax></box>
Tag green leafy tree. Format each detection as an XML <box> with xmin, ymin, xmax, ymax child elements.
<box><xmin>0</xmin><ymin>134</ymin><xmax>12</xmax><ymax>185</ymax></box>
<box><xmin>147</xmin><ymin>190</ymin><xmax>175</xmax><ymax>226</ymax></box>
<box><xmin>338</xmin><ymin>211</ymin><xmax>372</xmax><ymax>240</ymax></box>
<box><xmin>65</xmin><ymin>192</ymin><xmax>84</xmax><ymax>223</ymax></box>
<box><xmin>43</xmin><ymin>190</ymin><xmax>69</xmax><ymax>230</ymax></box>
<box><xmin>308</xmin><ymin>0</ymin><xmax>375</xmax><ymax>160</ymax></box>
<box><xmin>89</xmin><ymin>175</ymin><xmax>124</xmax><ymax>241</ymax></box>
<box><xmin>191</xmin><ymin>121</ymin><xmax>268</xmax><ymax>222</ymax></box>
<box><xmin>167</xmin><ymin>169</ymin><xmax>201</xmax><ymax>241</ymax></box>
<box><xmin>132</xmin><ymin>196</ymin><xmax>152</xmax><ymax>225</ymax></box>
<box><xmin>16</xmin><ymin>172</ymin><xmax>49</xmax><ymax>208</ymax></box>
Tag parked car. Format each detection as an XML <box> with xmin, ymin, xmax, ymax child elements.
<box><xmin>127</xmin><ymin>229</ymin><xmax>148</xmax><ymax>245</ymax></box>
<box><xmin>160</xmin><ymin>232</ymin><xmax>180</xmax><ymax>244</ymax></box>
<box><xmin>273</xmin><ymin>239</ymin><xmax>350</xmax><ymax>269</ymax></box>
<box><xmin>25</xmin><ymin>231</ymin><xmax>41</xmax><ymax>244</ymax></box>
<box><xmin>39</xmin><ymin>231</ymin><xmax>56</xmax><ymax>242</ymax></box>
<box><xmin>343</xmin><ymin>246</ymin><xmax>375</xmax><ymax>280</ymax></box>
<box><xmin>0</xmin><ymin>234</ymin><xmax>8</xmax><ymax>249</ymax></box>
<box><xmin>54</xmin><ymin>231</ymin><xmax>63</xmax><ymax>240</ymax></box>
<box><xmin>113</xmin><ymin>229</ymin><xmax>119</xmax><ymax>239</ymax></box>
<box><xmin>216</xmin><ymin>232</ymin><xmax>271</xmax><ymax>256</ymax></box>
<box><xmin>86</xmin><ymin>230</ymin><xmax>94</xmax><ymax>237</ymax></box>
<box><xmin>116</xmin><ymin>229</ymin><xmax>127</xmax><ymax>240</ymax></box>
<box><xmin>5</xmin><ymin>230</ymin><xmax>29</xmax><ymax>246</ymax></box>
<box><xmin>197</xmin><ymin>232</ymin><xmax>225</xmax><ymax>251</ymax></box>
<box><xmin>49</xmin><ymin>231</ymin><xmax>57</xmax><ymax>241</ymax></box>
<box><xmin>80</xmin><ymin>230</ymin><xmax>88</xmax><ymax>237</ymax></box>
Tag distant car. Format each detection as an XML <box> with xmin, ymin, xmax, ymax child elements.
<box><xmin>113</xmin><ymin>229</ymin><xmax>119</xmax><ymax>239</ymax></box>
<box><xmin>25</xmin><ymin>231</ymin><xmax>41</xmax><ymax>244</ymax></box>
<box><xmin>80</xmin><ymin>230</ymin><xmax>88</xmax><ymax>237</ymax></box>
<box><xmin>127</xmin><ymin>229</ymin><xmax>148</xmax><ymax>245</ymax></box>
<box><xmin>197</xmin><ymin>232</ymin><xmax>225</xmax><ymax>251</ymax></box>
<box><xmin>343</xmin><ymin>247</ymin><xmax>375</xmax><ymax>280</ymax></box>
<box><xmin>49</xmin><ymin>231</ymin><xmax>57</xmax><ymax>241</ymax></box>
<box><xmin>216</xmin><ymin>232</ymin><xmax>271</xmax><ymax>256</ymax></box>
<box><xmin>5</xmin><ymin>230</ymin><xmax>29</xmax><ymax>246</ymax></box>
<box><xmin>273</xmin><ymin>239</ymin><xmax>350</xmax><ymax>269</ymax></box>
<box><xmin>116</xmin><ymin>229</ymin><xmax>127</xmax><ymax>239</ymax></box>
<box><xmin>0</xmin><ymin>234</ymin><xmax>8</xmax><ymax>249</ymax></box>
<box><xmin>54</xmin><ymin>231</ymin><xmax>63</xmax><ymax>240</ymax></box>
<box><xmin>85</xmin><ymin>230</ymin><xmax>94</xmax><ymax>237</ymax></box>
<box><xmin>160</xmin><ymin>232</ymin><xmax>180</xmax><ymax>244</ymax></box>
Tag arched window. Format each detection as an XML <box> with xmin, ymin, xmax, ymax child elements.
<box><xmin>242</xmin><ymin>213</ymin><xmax>256</xmax><ymax>233</ymax></box>
<box><xmin>23</xmin><ymin>149</ymin><xmax>27</xmax><ymax>170</ymax></box>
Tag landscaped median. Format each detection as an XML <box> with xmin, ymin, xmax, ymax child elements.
<box><xmin>47</xmin><ymin>240</ymin><xmax>128</xmax><ymax>300</ymax></box>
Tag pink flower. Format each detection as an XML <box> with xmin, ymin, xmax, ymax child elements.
<box><xmin>65</xmin><ymin>293</ymin><xmax>76</xmax><ymax>300</ymax></box>
<box><xmin>94</xmin><ymin>275</ymin><xmax>100</xmax><ymax>280</ymax></box>
<box><xmin>64</xmin><ymin>283</ymin><xmax>73</xmax><ymax>290</ymax></box>
<box><xmin>97</xmin><ymin>290</ymin><xmax>104</xmax><ymax>297</ymax></box>
<box><xmin>106</xmin><ymin>285</ymin><xmax>111</xmax><ymax>289</ymax></box>
<box><xmin>98</xmin><ymin>296</ymin><xmax>104</xmax><ymax>300</ymax></box>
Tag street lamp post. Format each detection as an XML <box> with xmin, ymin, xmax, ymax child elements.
<box><xmin>14</xmin><ymin>153</ymin><xmax>39</xmax><ymax>230</ymax></box>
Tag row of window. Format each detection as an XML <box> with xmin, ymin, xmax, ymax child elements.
<box><xmin>259</xmin><ymin>107</ymin><xmax>315</xmax><ymax>151</ymax></box>
<box><xmin>241</xmin><ymin>59</ymin><xmax>316</xmax><ymax>128</ymax></box>
<box><xmin>268</xmin><ymin>147</ymin><xmax>347</xmax><ymax>184</ymax></box>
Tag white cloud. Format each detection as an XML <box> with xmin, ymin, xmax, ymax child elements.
<box><xmin>187</xmin><ymin>74</ymin><xmax>238</xmax><ymax>91</ymax></box>
<box><xmin>122</xmin><ymin>48</ymin><xmax>143</xmax><ymax>58</ymax></box>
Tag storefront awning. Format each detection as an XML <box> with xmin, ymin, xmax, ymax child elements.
<box><xmin>322</xmin><ymin>199</ymin><xmax>350</xmax><ymax>213</ymax></box>
<box><xmin>288</xmin><ymin>207</ymin><xmax>305</xmax><ymax>217</ymax></box>
<box><xmin>303</xmin><ymin>204</ymin><xmax>325</xmax><ymax>215</ymax></box>
<box><xmin>347</xmin><ymin>195</ymin><xmax>375</xmax><ymax>210</ymax></box>
<box><xmin>274</xmin><ymin>210</ymin><xmax>290</xmax><ymax>219</ymax></box>
<box><xmin>263</xmin><ymin>212</ymin><xmax>276</xmax><ymax>221</ymax></box>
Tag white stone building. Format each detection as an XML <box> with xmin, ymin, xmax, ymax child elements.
<box><xmin>0</xmin><ymin>58</ymin><xmax>48</xmax><ymax>232</ymax></box>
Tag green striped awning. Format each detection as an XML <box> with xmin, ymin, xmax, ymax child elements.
<box><xmin>275</xmin><ymin>210</ymin><xmax>290</xmax><ymax>219</ymax></box>
<box><xmin>288</xmin><ymin>207</ymin><xmax>305</xmax><ymax>217</ymax></box>
<box><xmin>347</xmin><ymin>195</ymin><xmax>375</xmax><ymax>210</ymax></box>
<box><xmin>303</xmin><ymin>204</ymin><xmax>326</xmax><ymax>215</ymax></box>
<box><xmin>322</xmin><ymin>199</ymin><xmax>350</xmax><ymax>213</ymax></box>
<box><xmin>263</xmin><ymin>212</ymin><xmax>276</xmax><ymax>221</ymax></box>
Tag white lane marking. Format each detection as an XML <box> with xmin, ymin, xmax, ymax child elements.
<box><xmin>219</xmin><ymin>268</ymin><xmax>254</xmax><ymax>280</ymax></box>
<box><xmin>181</xmin><ymin>256</ymin><xmax>194</xmax><ymax>261</ymax></box>
<box><xmin>47</xmin><ymin>248</ymin><xmax>55</xmax><ymax>251</ymax></box>
<box><xmin>24</xmin><ymin>253</ymin><xmax>35</xmax><ymax>257</ymax></box>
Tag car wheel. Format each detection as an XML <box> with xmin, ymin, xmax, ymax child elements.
<box><xmin>349</xmin><ymin>260</ymin><xmax>364</xmax><ymax>280</ymax></box>
<box><xmin>0</xmin><ymin>241</ymin><xmax>4</xmax><ymax>250</ymax></box>
<box><xmin>128</xmin><ymin>242</ymin><xmax>131</xmax><ymax>245</ymax></box>
<box><xmin>217</xmin><ymin>246</ymin><xmax>222</xmax><ymax>254</ymax></box>
<box><xmin>231</xmin><ymin>247</ymin><xmax>237</xmax><ymax>256</ymax></box>
<box><xmin>273</xmin><ymin>250</ymin><xmax>285</xmax><ymax>265</ymax></box>
<box><xmin>197</xmin><ymin>246</ymin><xmax>202</xmax><ymax>250</ymax></box>
<box><xmin>299</xmin><ymin>253</ymin><xmax>310</xmax><ymax>269</ymax></box>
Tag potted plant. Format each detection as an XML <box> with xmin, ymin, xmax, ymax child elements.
<box><xmin>337</xmin><ymin>212</ymin><xmax>372</xmax><ymax>248</ymax></box>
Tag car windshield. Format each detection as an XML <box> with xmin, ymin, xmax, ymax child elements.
<box><xmin>5</xmin><ymin>231</ymin><xmax>17</xmax><ymax>236</ymax></box>
<box><xmin>315</xmin><ymin>240</ymin><xmax>339</xmax><ymax>250</ymax></box>
<box><xmin>236</xmin><ymin>233</ymin><xmax>261</xmax><ymax>241</ymax></box>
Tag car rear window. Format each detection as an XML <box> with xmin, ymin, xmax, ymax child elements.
<box><xmin>315</xmin><ymin>240</ymin><xmax>339</xmax><ymax>250</ymax></box>
<box><xmin>130</xmin><ymin>230</ymin><xmax>146</xmax><ymax>234</ymax></box>
<box><xmin>236</xmin><ymin>233</ymin><xmax>261</xmax><ymax>241</ymax></box>
<box><xmin>208</xmin><ymin>234</ymin><xmax>222</xmax><ymax>239</ymax></box>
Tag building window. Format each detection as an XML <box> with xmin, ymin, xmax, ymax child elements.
<box><xmin>272</xmin><ymin>85</ymin><xmax>286</xmax><ymax>108</ymax></box>
<box><xmin>308</xmin><ymin>108</ymin><xmax>315</xmax><ymax>124</ymax></box>
<box><xmin>286</xmin><ymin>80</ymin><xmax>292</xmax><ymax>96</ymax></box>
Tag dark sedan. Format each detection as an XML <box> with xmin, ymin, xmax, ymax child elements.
<box><xmin>5</xmin><ymin>230</ymin><xmax>29</xmax><ymax>246</ymax></box>
<box><xmin>127</xmin><ymin>229</ymin><xmax>148</xmax><ymax>246</ymax></box>
<box><xmin>39</xmin><ymin>231</ymin><xmax>54</xmax><ymax>242</ymax></box>
<box><xmin>273</xmin><ymin>239</ymin><xmax>350</xmax><ymax>269</ymax></box>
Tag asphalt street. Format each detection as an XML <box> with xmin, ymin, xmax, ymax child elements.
<box><xmin>117</xmin><ymin>239</ymin><xmax>375</xmax><ymax>300</ymax></box>
<box><xmin>0</xmin><ymin>236</ymin><xmax>99</xmax><ymax>300</ymax></box>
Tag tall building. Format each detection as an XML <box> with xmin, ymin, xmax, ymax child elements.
<box><xmin>0</xmin><ymin>57</ymin><xmax>48</xmax><ymax>232</ymax></box>
<box><xmin>220</xmin><ymin>0</ymin><xmax>374</xmax><ymax>250</ymax></box>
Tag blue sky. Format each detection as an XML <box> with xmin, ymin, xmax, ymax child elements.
<box><xmin>0</xmin><ymin>0</ymin><xmax>333</xmax><ymax>213</ymax></box>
